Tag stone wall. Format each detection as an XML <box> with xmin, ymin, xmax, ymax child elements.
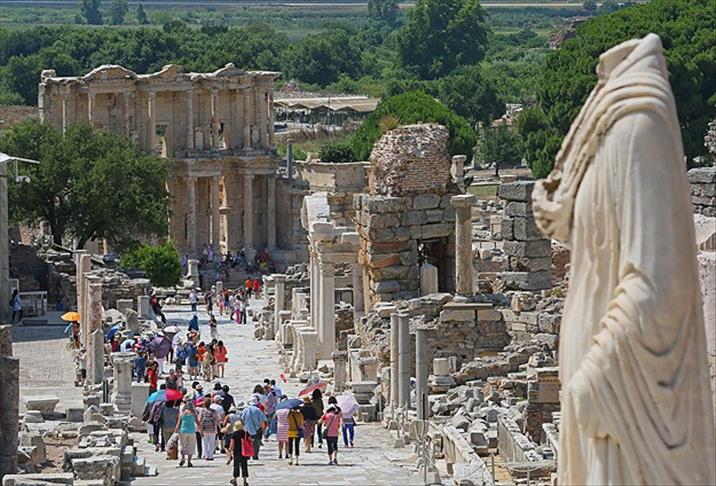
<box><xmin>9</xmin><ymin>243</ymin><xmax>48</xmax><ymax>292</ymax></box>
<box><xmin>497</xmin><ymin>181</ymin><xmax>552</xmax><ymax>291</ymax></box>
<box><xmin>689</xmin><ymin>167</ymin><xmax>716</xmax><ymax>217</ymax></box>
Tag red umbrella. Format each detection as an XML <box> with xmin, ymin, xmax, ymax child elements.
<box><xmin>298</xmin><ymin>382</ymin><xmax>327</xmax><ymax>397</ymax></box>
<box><xmin>165</xmin><ymin>389</ymin><xmax>183</xmax><ymax>402</ymax></box>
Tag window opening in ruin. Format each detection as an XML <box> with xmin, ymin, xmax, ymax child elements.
<box><xmin>418</xmin><ymin>238</ymin><xmax>450</xmax><ymax>292</ymax></box>
<box><xmin>156</xmin><ymin>124</ymin><xmax>167</xmax><ymax>157</ymax></box>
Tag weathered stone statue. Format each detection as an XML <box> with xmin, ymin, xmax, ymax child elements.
<box><xmin>533</xmin><ymin>34</ymin><xmax>715</xmax><ymax>485</ymax></box>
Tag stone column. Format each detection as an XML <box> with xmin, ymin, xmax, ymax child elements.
<box><xmin>420</xmin><ymin>262</ymin><xmax>438</xmax><ymax>296</ymax></box>
<box><xmin>451</xmin><ymin>194</ymin><xmax>476</xmax><ymax>297</ymax></box>
<box><xmin>0</xmin><ymin>325</ymin><xmax>19</xmax><ymax>480</ymax></box>
<box><xmin>62</xmin><ymin>91</ymin><xmax>70</xmax><ymax>134</ymax></box>
<box><xmin>0</xmin><ymin>162</ymin><xmax>10</xmax><ymax>324</ymax></box>
<box><xmin>137</xmin><ymin>295</ymin><xmax>151</xmax><ymax>319</ymax></box>
<box><xmin>123</xmin><ymin>91</ymin><xmax>131</xmax><ymax>137</ymax></box>
<box><xmin>211</xmin><ymin>176</ymin><xmax>221</xmax><ymax>247</ymax></box>
<box><xmin>398</xmin><ymin>313</ymin><xmax>411</xmax><ymax>408</ymax></box>
<box><xmin>185</xmin><ymin>88</ymin><xmax>194</xmax><ymax>150</ymax></box>
<box><xmin>147</xmin><ymin>91</ymin><xmax>157</xmax><ymax>151</ymax></box>
<box><xmin>87</xmin><ymin>282</ymin><xmax>104</xmax><ymax>385</ymax></box>
<box><xmin>243</xmin><ymin>88</ymin><xmax>252</xmax><ymax>150</ymax></box>
<box><xmin>310</xmin><ymin>254</ymin><xmax>319</xmax><ymax>331</ymax></box>
<box><xmin>187</xmin><ymin>176</ymin><xmax>197</xmax><ymax>255</ymax></box>
<box><xmin>76</xmin><ymin>252</ymin><xmax>91</xmax><ymax>346</ymax></box>
<box><xmin>390</xmin><ymin>313</ymin><xmax>400</xmax><ymax>407</ymax></box>
<box><xmin>267</xmin><ymin>175</ymin><xmax>277</xmax><ymax>251</ymax></box>
<box><xmin>267</xmin><ymin>90</ymin><xmax>275</xmax><ymax>147</ymax></box>
<box><xmin>274</xmin><ymin>274</ymin><xmax>286</xmax><ymax>336</ymax></box>
<box><xmin>351</xmin><ymin>263</ymin><xmax>364</xmax><ymax>317</ymax></box>
<box><xmin>257</xmin><ymin>89</ymin><xmax>267</xmax><ymax>147</ymax></box>
<box><xmin>332</xmin><ymin>350</ymin><xmax>348</xmax><ymax>393</ymax></box>
<box><xmin>188</xmin><ymin>259</ymin><xmax>200</xmax><ymax>288</ymax></box>
<box><xmin>87</xmin><ymin>91</ymin><xmax>96</xmax><ymax>127</ymax></box>
<box><xmin>318</xmin><ymin>259</ymin><xmax>335</xmax><ymax>358</ymax></box>
<box><xmin>211</xmin><ymin>87</ymin><xmax>220</xmax><ymax>149</ymax></box>
<box><xmin>415</xmin><ymin>327</ymin><xmax>429</xmax><ymax>420</ymax></box>
<box><xmin>111</xmin><ymin>352</ymin><xmax>136</xmax><ymax>414</ymax></box>
<box><xmin>243</xmin><ymin>174</ymin><xmax>254</xmax><ymax>254</ymax></box>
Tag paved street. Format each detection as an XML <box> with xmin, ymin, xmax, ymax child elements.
<box><xmin>129</xmin><ymin>302</ymin><xmax>421</xmax><ymax>485</ymax></box>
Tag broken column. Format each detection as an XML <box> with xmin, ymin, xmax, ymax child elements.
<box><xmin>390</xmin><ymin>313</ymin><xmax>400</xmax><ymax>408</ymax></box>
<box><xmin>398</xmin><ymin>313</ymin><xmax>411</xmax><ymax>409</ymax></box>
<box><xmin>76</xmin><ymin>252</ymin><xmax>91</xmax><ymax>346</ymax></box>
<box><xmin>187</xmin><ymin>259</ymin><xmax>200</xmax><ymax>287</ymax></box>
<box><xmin>415</xmin><ymin>326</ymin><xmax>429</xmax><ymax>420</ymax></box>
<box><xmin>111</xmin><ymin>352</ymin><xmax>136</xmax><ymax>414</ymax></box>
<box><xmin>87</xmin><ymin>282</ymin><xmax>105</xmax><ymax>385</ymax></box>
<box><xmin>273</xmin><ymin>274</ymin><xmax>287</xmax><ymax>336</ymax></box>
<box><xmin>137</xmin><ymin>295</ymin><xmax>151</xmax><ymax>319</ymax></box>
<box><xmin>451</xmin><ymin>194</ymin><xmax>476</xmax><ymax>298</ymax></box>
<box><xmin>420</xmin><ymin>263</ymin><xmax>438</xmax><ymax>295</ymax></box>
<box><xmin>0</xmin><ymin>325</ymin><xmax>19</xmax><ymax>480</ymax></box>
<box><xmin>332</xmin><ymin>350</ymin><xmax>348</xmax><ymax>393</ymax></box>
<box><xmin>318</xmin><ymin>258</ymin><xmax>335</xmax><ymax>359</ymax></box>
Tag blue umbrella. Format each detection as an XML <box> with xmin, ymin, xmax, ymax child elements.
<box><xmin>275</xmin><ymin>398</ymin><xmax>302</xmax><ymax>411</ymax></box>
<box><xmin>146</xmin><ymin>390</ymin><xmax>166</xmax><ymax>404</ymax></box>
<box><xmin>106</xmin><ymin>324</ymin><xmax>122</xmax><ymax>341</ymax></box>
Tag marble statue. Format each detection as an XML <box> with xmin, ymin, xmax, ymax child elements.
<box><xmin>532</xmin><ymin>33</ymin><xmax>716</xmax><ymax>485</ymax></box>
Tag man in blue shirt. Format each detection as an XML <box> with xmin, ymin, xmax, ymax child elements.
<box><xmin>241</xmin><ymin>397</ymin><xmax>267</xmax><ymax>460</ymax></box>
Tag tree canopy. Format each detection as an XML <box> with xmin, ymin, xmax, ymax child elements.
<box><xmin>368</xmin><ymin>0</ymin><xmax>400</xmax><ymax>26</ymax></box>
<box><xmin>350</xmin><ymin>90</ymin><xmax>475</xmax><ymax>160</ymax></box>
<box><xmin>397</xmin><ymin>0</ymin><xmax>488</xmax><ymax>80</ymax></box>
<box><xmin>120</xmin><ymin>243</ymin><xmax>182</xmax><ymax>288</ymax></box>
<box><xmin>1</xmin><ymin>121</ymin><xmax>170</xmax><ymax>250</ymax></box>
<box><xmin>518</xmin><ymin>0</ymin><xmax>716</xmax><ymax>178</ymax></box>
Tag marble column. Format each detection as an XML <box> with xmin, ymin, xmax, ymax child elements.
<box><xmin>267</xmin><ymin>175</ymin><xmax>276</xmax><ymax>251</ymax></box>
<box><xmin>420</xmin><ymin>262</ymin><xmax>438</xmax><ymax>296</ymax></box>
<box><xmin>87</xmin><ymin>282</ymin><xmax>104</xmax><ymax>385</ymax></box>
<box><xmin>415</xmin><ymin>327</ymin><xmax>429</xmax><ymax>420</ymax></box>
<box><xmin>267</xmin><ymin>90</ymin><xmax>275</xmax><ymax>147</ymax></box>
<box><xmin>351</xmin><ymin>263</ymin><xmax>364</xmax><ymax>317</ymax></box>
<box><xmin>211</xmin><ymin>88</ymin><xmax>220</xmax><ymax>149</ymax></box>
<box><xmin>211</xmin><ymin>176</ymin><xmax>221</xmax><ymax>248</ymax></box>
<box><xmin>310</xmin><ymin>254</ymin><xmax>319</xmax><ymax>331</ymax></box>
<box><xmin>62</xmin><ymin>91</ymin><xmax>70</xmax><ymax>134</ymax></box>
<box><xmin>111</xmin><ymin>352</ymin><xmax>136</xmax><ymax>414</ymax></box>
<box><xmin>451</xmin><ymin>194</ymin><xmax>476</xmax><ymax>297</ymax></box>
<box><xmin>274</xmin><ymin>274</ymin><xmax>287</xmax><ymax>336</ymax></box>
<box><xmin>390</xmin><ymin>313</ymin><xmax>400</xmax><ymax>407</ymax></box>
<box><xmin>243</xmin><ymin>174</ymin><xmax>254</xmax><ymax>253</ymax></box>
<box><xmin>76</xmin><ymin>252</ymin><xmax>91</xmax><ymax>346</ymax></box>
<box><xmin>398</xmin><ymin>313</ymin><xmax>411</xmax><ymax>408</ymax></box>
<box><xmin>187</xmin><ymin>176</ymin><xmax>197</xmax><ymax>255</ymax></box>
<box><xmin>87</xmin><ymin>91</ymin><xmax>96</xmax><ymax>127</ymax></box>
<box><xmin>0</xmin><ymin>330</ymin><xmax>19</xmax><ymax>480</ymax></box>
<box><xmin>332</xmin><ymin>350</ymin><xmax>348</xmax><ymax>393</ymax></box>
<box><xmin>258</xmin><ymin>89</ymin><xmax>268</xmax><ymax>147</ymax></box>
<box><xmin>243</xmin><ymin>88</ymin><xmax>252</xmax><ymax>150</ymax></box>
<box><xmin>318</xmin><ymin>259</ymin><xmax>335</xmax><ymax>358</ymax></box>
<box><xmin>186</xmin><ymin>89</ymin><xmax>194</xmax><ymax>150</ymax></box>
<box><xmin>147</xmin><ymin>92</ymin><xmax>157</xmax><ymax>151</ymax></box>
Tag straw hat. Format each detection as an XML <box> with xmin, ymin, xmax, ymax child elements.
<box><xmin>302</xmin><ymin>395</ymin><xmax>312</xmax><ymax>404</ymax></box>
<box><xmin>232</xmin><ymin>421</ymin><xmax>245</xmax><ymax>432</ymax></box>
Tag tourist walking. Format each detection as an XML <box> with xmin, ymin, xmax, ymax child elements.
<box><xmin>321</xmin><ymin>404</ymin><xmax>342</xmax><ymax>465</ymax></box>
<box><xmin>189</xmin><ymin>288</ymin><xmax>198</xmax><ymax>313</ymax></box>
<box><xmin>205</xmin><ymin>288</ymin><xmax>214</xmax><ymax>316</ymax></box>
<box><xmin>209</xmin><ymin>314</ymin><xmax>219</xmax><ymax>340</ymax></box>
<box><xmin>241</xmin><ymin>396</ymin><xmax>267</xmax><ymax>460</ymax></box>
<box><xmin>161</xmin><ymin>400</ymin><xmax>180</xmax><ymax>455</ymax></box>
<box><xmin>197</xmin><ymin>396</ymin><xmax>221</xmax><ymax>460</ymax></box>
<box><xmin>300</xmin><ymin>396</ymin><xmax>318</xmax><ymax>453</ymax></box>
<box><xmin>312</xmin><ymin>389</ymin><xmax>325</xmax><ymax>449</ymax></box>
<box><xmin>228</xmin><ymin>421</ymin><xmax>251</xmax><ymax>486</ymax></box>
<box><xmin>287</xmin><ymin>404</ymin><xmax>304</xmax><ymax>465</ymax></box>
<box><xmin>252</xmin><ymin>278</ymin><xmax>262</xmax><ymax>299</ymax></box>
<box><xmin>9</xmin><ymin>289</ymin><xmax>22</xmax><ymax>324</ymax></box>
<box><xmin>275</xmin><ymin>401</ymin><xmax>290</xmax><ymax>459</ymax></box>
<box><xmin>175</xmin><ymin>400</ymin><xmax>201</xmax><ymax>467</ymax></box>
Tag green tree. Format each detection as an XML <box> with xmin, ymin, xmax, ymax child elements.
<box><xmin>368</xmin><ymin>0</ymin><xmax>400</xmax><ymax>26</ymax></box>
<box><xmin>397</xmin><ymin>0</ymin><xmax>488</xmax><ymax>80</ymax></box>
<box><xmin>519</xmin><ymin>0</ymin><xmax>716</xmax><ymax>177</ymax></box>
<box><xmin>1</xmin><ymin>121</ymin><xmax>170</xmax><ymax>249</ymax></box>
<box><xmin>285</xmin><ymin>29</ymin><xmax>361</xmax><ymax>86</ymax></box>
<box><xmin>437</xmin><ymin>64</ymin><xmax>504</xmax><ymax>125</ymax></box>
<box><xmin>476</xmin><ymin>124</ymin><xmax>522</xmax><ymax>176</ymax></box>
<box><xmin>350</xmin><ymin>90</ymin><xmax>475</xmax><ymax>160</ymax></box>
<box><xmin>318</xmin><ymin>140</ymin><xmax>357</xmax><ymax>162</ymax></box>
<box><xmin>583</xmin><ymin>1</ymin><xmax>597</xmax><ymax>14</ymax></box>
<box><xmin>80</xmin><ymin>0</ymin><xmax>102</xmax><ymax>25</ymax></box>
<box><xmin>136</xmin><ymin>3</ymin><xmax>148</xmax><ymax>24</ymax></box>
<box><xmin>109</xmin><ymin>0</ymin><xmax>128</xmax><ymax>25</ymax></box>
<box><xmin>120</xmin><ymin>243</ymin><xmax>182</xmax><ymax>288</ymax></box>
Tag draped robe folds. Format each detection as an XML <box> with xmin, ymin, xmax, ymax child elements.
<box><xmin>533</xmin><ymin>34</ymin><xmax>716</xmax><ymax>485</ymax></box>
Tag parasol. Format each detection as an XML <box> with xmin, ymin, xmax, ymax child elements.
<box><xmin>149</xmin><ymin>335</ymin><xmax>171</xmax><ymax>358</ymax></box>
<box><xmin>61</xmin><ymin>311</ymin><xmax>80</xmax><ymax>322</ymax></box>
<box><xmin>163</xmin><ymin>325</ymin><xmax>180</xmax><ymax>335</ymax></box>
<box><xmin>297</xmin><ymin>382</ymin><xmax>327</xmax><ymax>397</ymax></box>
<box><xmin>275</xmin><ymin>398</ymin><xmax>303</xmax><ymax>410</ymax></box>
<box><xmin>336</xmin><ymin>394</ymin><xmax>359</xmax><ymax>417</ymax></box>
<box><xmin>106</xmin><ymin>324</ymin><xmax>122</xmax><ymax>341</ymax></box>
<box><xmin>165</xmin><ymin>389</ymin><xmax>183</xmax><ymax>402</ymax></box>
<box><xmin>146</xmin><ymin>390</ymin><xmax>166</xmax><ymax>403</ymax></box>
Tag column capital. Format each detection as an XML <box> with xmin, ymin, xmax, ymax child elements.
<box><xmin>450</xmin><ymin>194</ymin><xmax>475</xmax><ymax>209</ymax></box>
<box><xmin>319</xmin><ymin>258</ymin><xmax>335</xmax><ymax>276</ymax></box>
<box><xmin>147</xmin><ymin>91</ymin><xmax>156</xmax><ymax>101</ymax></box>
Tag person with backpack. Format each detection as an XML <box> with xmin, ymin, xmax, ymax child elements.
<box><xmin>197</xmin><ymin>396</ymin><xmax>221</xmax><ymax>460</ymax></box>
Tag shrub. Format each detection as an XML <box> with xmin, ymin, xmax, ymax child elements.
<box><xmin>318</xmin><ymin>140</ymin><xmax>357</xmax><ymax>162</ymax></box>
<box><xmin>120</xmin><ymin>242</ymin><xmax>182</xmax><ymax>288</ymax></box>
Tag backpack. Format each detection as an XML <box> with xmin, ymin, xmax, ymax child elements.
<box><xmin>199</xmin><ymin>408</ymin><xmax>216</xmax><ymax>432</ymax></box>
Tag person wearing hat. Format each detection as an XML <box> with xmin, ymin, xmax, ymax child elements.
<box><xmin>320</xmin><ymin>403</ymin><xmax>342</xmax><ymax>465</ymax></box>
<box><xmin>300</xmin><ymin>395</ymin><xmax>319</xmax><ymax>453</ymax></box>
<box><xmin>228</xmin><ymin>421</ymin><xmax>250</xmax><ymax>486</ymax></box>
<box><xmin>240</xmin><ymin>396</ymin><xmax>267</xmax><ymax>460</ymax></box>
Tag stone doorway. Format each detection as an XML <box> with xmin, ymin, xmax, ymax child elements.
<box><xmin>419</xmin><ymin>238</ymin><xmax>450</xmax><ymax>292</ymax></box>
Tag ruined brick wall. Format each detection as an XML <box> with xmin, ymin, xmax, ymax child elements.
<box><xmin>497</xmin><ymin>181</ymin><xmax>552</xmax><ymax>291</ymax></box>
<box><xmin>368</xmin><ymin>124</ymin><xmax>451</xmax><ymax>196</ymax></box>
<box><xmin>688</xmin><ymin>167</ymin><xmax>716</xmax><ymax>217</ymax></box>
